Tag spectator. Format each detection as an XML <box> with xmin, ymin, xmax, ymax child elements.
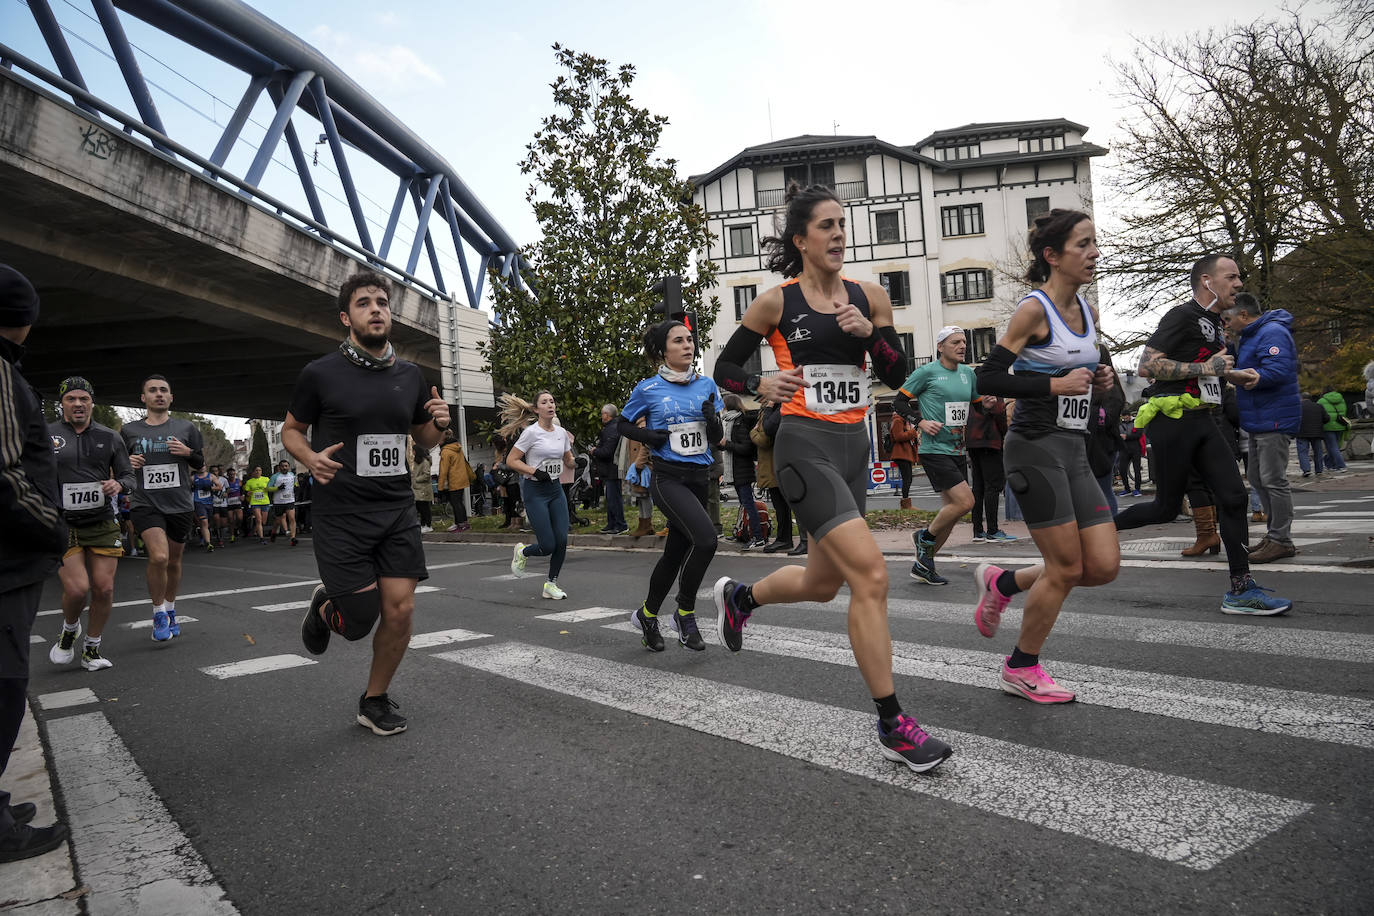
<box><xmin>1295</xmin><ymin>395</ymin><xmax>1326</xmax><ymax>478</ymax></box>
<box><xmin>1223</xmin><ymin>294</ymin><xmax>1300</xmax><ymax>562</ymax></box>
<box><xmin>491</xmin><ymin>436</ymin><xmax>521</xmax><ymax>530</ymax></box>
<box><xmin>410</xmin><ymin>438</ymin><xmax>434</xmax><ymax>533</ymax></box>
<box><xmin>751</xmin><ymin>399</ymin><xmax>793</xmax><ymax>552</ymax></box>
<box><xmin>722</xmin><ymin>393</ymin><xmax>765</xmax><ymax>548</ymax></box>
<box><xmin>888</xmin><ymin>409</ymin><xmax>918</xmax><ymax>510</ymax></box>
<box><xmin>965</xmin><ymin>395</ymin><xmax>1013</xmax><ymax>542</ymax></box>
<box><xmin>1118</xmin><ymin>412</ymin><xmax>1144</xmax><ymax>496</ymax></box>
<box><xmin>1365</xmin><ymin>361</ymin><xmax>1374</xmax><ymax>418</ymax></box>
<box><xmin>623</xmin><ymin>418</ymin><xmax>655</xmax><ymax>538</ymax></box>
<box><xmin>1318</xmin><ymin>390</ymin><xmax>1350</xmax><ymax>472</ymax></box>
<box><xmin>593</xmin><ymin>404</ymin><xmax>627</xmax><ymax>535</ymax></box>
<box><xmin>437</xmin><ymin>429</ymin><xmax>474</xmax><ymax>532</ymax></box>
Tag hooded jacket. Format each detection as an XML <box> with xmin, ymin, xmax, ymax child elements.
<box><xmin>1234</xmin><ymin>309</ymin><xmax>1301</xmax><ymax>435</ymax></box>
<box><xmin>1</xmin><ymin>336</ymin><xmax>66</xmax><ymax>593</ymax></box>
<box><xmin>1319</xmin><ymin>391</ymin><xmax>1348</xmax><ymax>432</ymax></box>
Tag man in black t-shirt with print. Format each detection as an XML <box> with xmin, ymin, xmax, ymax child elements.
<box><xmin>1115</xmin><ymin>254</ymin><xmax>1291</xmax><ymax>616</ymax></box>
<box><xmin>283</xmin><ymin>270</ymin><xmax>450</xmax><ymax>736</ymax></box>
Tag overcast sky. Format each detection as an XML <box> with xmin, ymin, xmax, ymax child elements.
<box><xmin>2</xmin><ymin>0</ymin><xmax>1321</xmax><ymax>435</ymax></box>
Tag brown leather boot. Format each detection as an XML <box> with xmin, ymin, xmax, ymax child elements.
<box><xmin>1180</xmin><ymin>505</ymin><xmax>1220</xmax><ymax>556</ymax></box>
<box><xmin>630</xmin><ymin>518</ymin><xmax>654</xmax><ymax>538</ymax></box>
<box><xmin>900</xmin><ymin>498</ymin><xmax>912</xmax><ymax>510</ymax></box>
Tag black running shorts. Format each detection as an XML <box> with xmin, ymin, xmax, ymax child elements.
<box><xmin>313</xmin><ymin>505</ymin><xmax>428</xmax><ymax>595</ymax></box>
<box><xmin>773</xmin><ymin>416</ymin><xmax>868</xmax><ymax>542</ymax></box>
<box><xmin>129</xmin><ymin>507</ymin><xmax>195</xmax><ymax>544</ymax></box>
<box><xmin>919</xmin><ymin>453</ymin><xmax>970</xmax><ymax>493</ymax></box>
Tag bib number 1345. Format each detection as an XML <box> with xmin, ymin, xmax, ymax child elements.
<box><xmin>802</xmin><ymin>365</ymin><xmax>868</xmax><ymax>414</ymax></box>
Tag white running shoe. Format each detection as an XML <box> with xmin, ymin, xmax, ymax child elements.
<box><xmin>80</xmin><ymin>644</ymin><xmax>113</xmax><ymax>671</ymax></box>
<box><xmin>49</xmin><ymin>622</ymin><xmax>81</xmax><ymax>665</ymax></box>
<box><xmin>542</xmin><ymin>581</ymin><xmax>567</xmax><ymax>600</ymax></box>
<box><xmin>511</xmin><ymin>542</ymin><xmax>528</xmax><ymax>577</ymax></box>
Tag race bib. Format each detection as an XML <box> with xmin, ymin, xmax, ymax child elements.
<box><xmin>944</xmin><ymin>401</ymin><xmax>969</xmax><ymax>428</ymax></box>
<box><xmin>538</xmin><ymin>459</ymin><xmax>563</xmax><ymax>478</ymax></box>
<box><xmin>142</xmin><ymin>464</ymin><xmax>180</xmax><ymax>490</ymax></box>
<box><xmin>1198</xmin><ymin>375</ymin><xmax>1222</xmax><ymax>405</ymax></box>
<box><xmin>62</xmin><ymin>481</ymin><xmax>104</xmax><ymax>511</ymax></box>
<box><xmin>356</xmin><ymin>434</ymin><xmax>406</xmax><ymax>478</ymax></box>
<box><xmin>1056</xmin><ymin>394</ymin><xmax>1091</xmax><ymax>431</ymax></box>
<box><xmin>668</xmin><ymin>421</ymin><xmax>708</xmax><ymax>457</ymax></box>
<box><xmin>802</xmin><ymin>364</ymin><xmax>869</xmax><ymax>414</ymax></box>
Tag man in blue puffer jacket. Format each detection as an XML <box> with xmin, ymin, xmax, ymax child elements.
<box><xmin>1222</xmin><ymin>293</ymin><xmax>1301</xmax><ymax>562</ymax></box>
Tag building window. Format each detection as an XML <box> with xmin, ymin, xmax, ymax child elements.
<box><xmin>966</xmin><ymin>327</ymin><xmax>997</xmax><ymax>363</ymax></box>
<box><xmin>733</xmin><ymin>285</ymin><xmax>756</xmax><ymax>321</ymax></box>
<box><xmin>1328</xmin><ymin>318</ymin><xmax>1343</xmax><ymax>346</ymax></box>
<box><xmin>942</xmin><ymin>269</ymin><xmax>993</xmax><ymax>302</ymax></box>
<box><xmin>1018</xmin><ymin>135</ymin><xmax>1065</xmax><ymax>153</ymax></box>
<box><xmin>874</xmin><ymin>211</ymin><xmax>901</xmax><ymax>244</ymax></box>
<box><xmin>937</xmin><ymin>143</ymin><xmax>979</xmax><ymax>161</ymax></box>
<box><xmin>941</xmin><ymin>204</ymin><xmax>984</xmax><ymax>237</ymax></box>
<box><xmin>879</xmin><ymin>271</ymin><xmax>910</xmax><ymax>307</ymax></box>
<box><xmin>897</xmin><ymin>332</ymin><xmax>915</xmax><ymax>375</ymax></box>
<box><xmin>1025</xmin><ymin>196</ymin><xmax>1050</xmax><ymax>228</ymax></box>
<box><xmin>784</xmin><ymin>161</ymin><xmax>835</xmax><ymax>189</ymax></box>
<box><xmin>729</xmin><ymin>225</ymin><xmax>755</xmax><ymax>257</ymax></box>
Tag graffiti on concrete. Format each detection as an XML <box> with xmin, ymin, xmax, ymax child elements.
<box><xmin>78</xmin><ymin>124</ymin><xmax>118</xmax><ymax>160</ymax></box>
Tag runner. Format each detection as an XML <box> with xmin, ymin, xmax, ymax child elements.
<box><xmin>893</xmin><ymin>327</ymin><xmax>978</xmax><ymax>585</ymax></box>
<box><xmin>971</xmin><ymin>209</ymin><xmax>1120</xmax><ymax>703</ymax></box>
<box><xmin>46</xmin><ymin>376</ymin><xmax>133</xmax><ymax>671</ymax></box>
<box><xmin>223</xmin><ymin>467</ymin><xmax>242</xmax><ymax>544</ymax></box>
<box><xmin>284</xmin><ymin>269</ymin><xmax>449</xmax><ymax>736</ymax></box>
<box><xmin>243</xmin><ymin>465</ymin><xmax>271</xmax><ymax>543</ymax></box>
<box><xmin>711</xmin><ymin>182</ymin><xmax>952</xmax><ymax>773</ymax></box>
<box><xmin>622</xmin><ymin>319</ymin><xmax>726</xmax><ymax>652</ymax></box>
<box><xmin>121</xmin><ymin>374</ymin><xmax>205</xmax><ymax>642</ymax></box>
<box><xmin>210</xmin><ymin>464</ymin><xmax>229</xmax><ymax>548</ymax></box>
<box><xmin>1113</xmin><ymin>254</ymin><xmax>1292</xmax><ymax>615</ymax></box>
<box><xmin>499</xmin><ymin>392</ymin><xmax>575</xmax><ymax>600</ymax></box>
<box><xmin>190</xmin><ymin>465</ymin><xmax>217</xmax><ymax>552</ymax></box>
<box><xmin>269</xmin><ymin>459</ymin><xmax>298</xmax><ymax>546</ymax></box>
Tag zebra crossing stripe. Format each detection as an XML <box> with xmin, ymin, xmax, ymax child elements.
<box><xmin>253</xmin><ymin>585</ymin><xmax>441</xmax><ymax>613</ymax></box>
<box><xmin>125</xmin><ymin>616</ymin><xmax>199</xmax><ymax>629</ymax></box>
<box><xmin>200</xmin><ymin>655</ymin><xmax>316</xmax><ymax>679</ymax></box>
<box><xmin>38</xmin><ymin>688</ymin><xmax>100</xmax><ymax>710</ymax></box>
<box><xmin>409</xmin><ymin>628</ymin><xmax>490</xmax><ymax>649</ymax></box>
<box><xmin>432</xmin><ymin>641</ymin><xmax>1310</xmax><ymax>871</ymax></box>
<box><xmin>536</xmin><ymin>606</ymin><xmax>626</xmax><ymax>623</ymax></box>
<box><xmin>607</xmin><ymin>621</ymin><xmax>1374</xmax><ymax>749</ymax></box>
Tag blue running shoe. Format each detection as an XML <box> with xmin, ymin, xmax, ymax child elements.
<box><xmin>987</xmin><ymin>530</ymin><xmax>1018</xmax><ymax>543</ymax></box>
<box><xmin>151</xmin><ymin>609</ymin><xmax>172</xmax><ymax>642</ymax></box>
<box><xmin>1221</xmin><ymin>583</ymin><xmax>1292</xmax><ymax>616</ymax></box>
<box><xmin>167</xmin><ymin>609</ymin><xmax>181</xmax><ymax>638</ymax></box>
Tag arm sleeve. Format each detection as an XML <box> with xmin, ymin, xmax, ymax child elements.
<box><xmin>975</xmin><ymin>345</ymin><xmax>1054</xmax><ymax>399</ymax></box>
<box><xmin>704</xmin><ymin>388</ymin><xmax>724</xmax><ymax>445</ymax></box>
<box><xmin>761</xmin><ymin>402</ymin><xmax>782</xmax><ymax>438</ymax></box>
<box><xmin>713</xmin><ymin>325</ymin><xmax>766</xmax><ymax>394</ymax></box>
<box><xmin>186</xmin><ymin>423</ymin><xmax>205</xmax><ymax>470</ymax></box>
<box><xmin>892</xmin><ymin>391</ymin><xmax>922</xmax><ymax>424</ymax></box>
<box><xmin>111</xmin><ymin>432</ymin><xmax>135</xmax><ymax>492</ymax></box>
<box><xmin>866</xmin><ymin>325</ymin><xmax>908</xmax><ymax>390</ymax></box>
<box><xmin>617</xmin><ymin>417</ymin><xmax>661</xmax><ymax>445</ymax></box>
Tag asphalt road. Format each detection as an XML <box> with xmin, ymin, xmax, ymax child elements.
<box><xmin>16</xmin><ymin>512</ymin><xmax>1374</xmax><ymax>915</ymax></box>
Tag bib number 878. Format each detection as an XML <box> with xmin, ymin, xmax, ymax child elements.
<box><xmin>368</xmin><ymin>446</ymin><xmax>401</xmax><ymax>469</ymax></box>
<box><xmin>810</xmin><ymin>380</ymin><xmax>861</xmax><ymax>405</ymax></box>
<box><xmin>678</xmin><ymin>430</ymin><xmax>703</xmax><ymax>450</ymax></box>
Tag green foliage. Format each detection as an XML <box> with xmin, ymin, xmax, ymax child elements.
<box><xmin>482</xmin><ymin>44</ymin><xmax>719</xmax><ymax>446</ymax></box>
<box><xmin>248</xmin><ymin>422</ymin><xmax>272</xmax><ymax>474</ymax></box>
<box><xmin>170</xmin><ymin>411</ymin><xmax>235</xmax><ymax>467</ymax></box>
<box><xmin>92</xmin><ymin>404</ymin><xmax>122</xmax><ymax>429</ymax></box>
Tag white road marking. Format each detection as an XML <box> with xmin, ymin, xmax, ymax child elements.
<box><xmin>427</xmin><ymin>558</ymin><xmax>505</xmax><ymax>570</ymax></box>
<box><xmin>605</xmin><ymin>621</ymin><xmax>1374</xmax><ymax>748</ymax></box>
<box><xmin>124</xmin><ymin>615</ymin><xmax>199</xmax><ymax>630</ymax></box>
<box><xmin>535</xmin><ymin>606</ymin><xmax>626</xmax><ymax>623</ymax></box>
<box><xmin>434</xmin><ymin>642</ymin><xmax>1310</xmax><ymax>871</ymax></box>
<box><xmin>938</xmin><ymin>555</ymin><xmax>1374</xmax><ymax>575</ymax></box>
<box><xmin>408</xmin><ymin>628</ymin><xmax>490</xmax><ymax>649</ymax></box>
<box><xmin>199</xmin><ymin>655</ymin><xmax>317</xmax><ymax>679</ymax></box>
<box><xmin>482</xmin><ymin>574</ymin><xmax>522</xmax><ymax>581</ymax></box>
<box><xmin>252</xmin><ymin>585</ymin><xmax>441</xmax><ymax>613</ymax></box>
<box><xmin>45</xmin><ymin>712</ymin><xmax>238</xmax><ymax>914</ymax></box>
<box><xmin>29</xmin><ymin>634</ymin><xmax>44</xmax><ymax>643</ymax></box>
<box><xmin>1297</xmin><ymin>511</ymin><xmax>1374</xmax><ymax>518</ymax></box>
<box><xmin>40</xmin><ymin>579</ymin><xmax>322</xmax><ymax>616</ymax></box>
<box><xmin>38</xmin><ymin>688</ymin><xmax>99</xmax><ymax>710</ymax></box>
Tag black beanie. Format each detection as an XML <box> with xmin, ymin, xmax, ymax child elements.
<box><xmin>0</xmin><ymin>264</ymin><xmax>40</xmax><ymax>328</ymax></box>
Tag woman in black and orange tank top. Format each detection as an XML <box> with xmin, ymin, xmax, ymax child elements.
<box><xmin>711</xmin><ymin>182</ymin><xmax>951</xmax><ymax>774</ymax></box>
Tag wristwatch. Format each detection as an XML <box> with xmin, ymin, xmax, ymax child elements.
<box><xmin>745</xmin><ymin>373</ymin><xmax>762</xmax><ymax>395</ymax></box>
<box><xmin>432</xmin><ymin>417</ymin><xmax>450</xmax><ymax>430</ymax></box>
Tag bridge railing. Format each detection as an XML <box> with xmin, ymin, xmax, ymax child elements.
<box><xmin>1</xmin><ymin>0</ymin><xmax>529</xmax><ymax>309</ymax></box>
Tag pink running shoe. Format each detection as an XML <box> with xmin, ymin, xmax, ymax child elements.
<box><xmin>1000</xmin><ymin>660</ymin><xmax>1076</xmax><ymax>704</ymax></box>
<box><xmin>974</xmin><ymin>562</ymin><xmax>1011</xmax><ymax>638</ymax></box>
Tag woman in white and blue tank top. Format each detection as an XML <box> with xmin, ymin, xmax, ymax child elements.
<box><xmin>972</xmin><ymin>209</ymin><xmax>1122</xmax><ymax>706</ymax></box>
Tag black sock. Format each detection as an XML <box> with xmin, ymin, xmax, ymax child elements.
<box><xmin>996</xmin><ymin>569</ymin><xmax>1023</xmax><ymax>597</ymax></box>
<box><xmin>738</xmin><ymin>585</ymin><xmax>760</xmax><ymax>613</ymax></box>
<box><xmin>1229</xmin><ymin>574</ymin><xmax>1254</xmax><ymax>594</ymax></box>
<box><xmin>1008</xmin><ymin>646</ymin><xmax>1038</xmax><ymax>669</ymax></box>
<box><xmin>874</xmin><ymin>693</ymin><xmax>902</xmax><ymax>728</ymax></box>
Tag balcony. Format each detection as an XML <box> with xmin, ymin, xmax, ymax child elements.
<box><xmin>756</xmin><ymin>180</ymin><xmax>868</xmax><ymax>209</ymax></box>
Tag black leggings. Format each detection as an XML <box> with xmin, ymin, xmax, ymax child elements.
<box><xmin>647</xmin><ymin>465</ymin><xmax>717</xmax><ymax>614</ymax></box>
<box><xmin>893</xmin><ymin>459</ymin><xmax>914</xmax><ymax>498</ymax></box>
<box><xmin>768</xmin><ymin>486</ymin><xmax>793</xmax><ymax>542</ymax></box>
<box><xmin>1115</xmin><ymin>411</ymin><xmax>1248</xmax><ymax>576</ymax></box>
<box><xmin>968</xmin><ymin>447</ymin><xmax>1005</xmax><ymax>534</ymax></box>
<box><xmin>445</xmin><ymin>489</ymin><xmax>468</xmax><ymax>523</ymax></box>
<box><xmin>1117</xmin><ymin>449</ymin><xmax>1141</xmax><ymax>491</ymax></box>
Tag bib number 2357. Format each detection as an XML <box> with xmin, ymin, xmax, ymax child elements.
<box><xmin>142</xmin><ymin>465</ymin><xmax>180</xmax><ymax>490</ymax></box>
<box><xmin>357</xmin><ymin>434</ymin><xmax>406</xmax><ymax>477</ymax></box>
<box><xmin>802</xmin><ymin>365</ymin><xmax>868</xmax><ymax>414</ymax></box>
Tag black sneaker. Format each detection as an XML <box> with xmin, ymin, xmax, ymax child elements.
<box><xmin>877</xmin><ymin>714</ymin><xmax>952</xmax><ymax>773</ymax></box>
<box><xmin>762</xmin><ymin>539</ymin><xmax>793</xmax><ymax>553</ymax></box>
<box><xmin>673</xmin><ymin>611</ymin><xmax>706</xmax><ymax>651</ymax></box>
<box><xmin>909</xmin><ymin>556</ymin><xmax>948</xmax><ymax>586</ymax></box>
<box><xmin>787</xmin><ymin>541</ymin><xmax>808</xmax><ymax>556</ymax></box>
<box><xmin>712</xmin><ymin>577</ymin><xmax>752</xmax><ymax>652</ymax></box>
<box><xmin>0</xmin><ymin>821</ymin><xmax>70</xmax><ymax>863</ymax></box>
<box><xmin>8</xmin><ymin>803</ymin><xmax>36</xmax><ymax>825</ymax></box>
<box><xmin>301</xmin><ymin>585</ymin><xmax>331</xmax><ymax>656</ymax></box>
<box><xmin>630</xmin><ymin>606</ymin><xmax>664</xmax><ymax>652</ymax></box>
<box><xmin>357</xmin><ymin>693</ymin><xmax>407</xmax><ymax>736</ymax></box>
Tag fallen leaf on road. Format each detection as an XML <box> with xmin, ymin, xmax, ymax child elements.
<box><xmin>60</xmin><ymin>886</ymin><xmax>90</xmax><ymax>900</ymax></box>
<box><xmin>244</xmin><ymin>634</ymin><xmax>256</xmax><ymax>645</ymax></box>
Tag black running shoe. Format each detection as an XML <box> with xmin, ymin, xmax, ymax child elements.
<box><xmin>357</xmin><ymin>693</ymin><xmax>407</xmax><ymax>736</ymax></box>
<box><xmin>877</xmin><ymin>714</ymin><xmax>952</xmax><ymax>773</ymax></box>
<box><xmin>0</xmin><ymin>822</ymin><xmax>70</xmax><ymax>863</ymax></box>
<box><xmin>630</xmin><ymin>605</ymin><xmax>664</xmax><ymax>652</ymax></box>
<box><xmin>712</xmin><ymin>576</ymin><xmax>752</xmax><ymax>652</ymax></box>
<box><xmin>301</xmin><ymin>585</ymin><xmax>331</xmax><ymax>656</ymax></box>
<box><xmin>673</xmin><ymin>611</ymin><xmax>706</xmax><ymax>651</ymax></box>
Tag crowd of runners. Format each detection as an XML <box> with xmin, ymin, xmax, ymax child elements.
<box><xmin>2</xmin><ymin>184</ymin><xmax>1333</xmax><ymax>856</ymax></box>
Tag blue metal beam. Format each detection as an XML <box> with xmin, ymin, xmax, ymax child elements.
<box><xmin>243</xmin><ymin>68</ymin><xmax>312</xmax><ymax>189</ymax></box>
<box><xmin>309</xmin><ymin>77</ymin><xmax>374</xmax><ymax>252</ymax></box>
<box><xmin>267</xmin><ymin>83</ymin><xmax>328</xmax><ymax>230</ymax></box>
<box><xmin>379</xmin><ymin>176</ymin><xmax>411</xmax><ymax>263</ymax></box>
<box><xmin>207</xmin><ymin>72</ymin><xmax>268</xmax><ymax>170</ymax></box>
<box><xmin>439</xmin><ymin>177</ymin><xmax>477</xmax><ymax>308</ymax></box>
<box><xmin>408</xmin><ymin>180</ymin><xmax>446</xmax><ymax>296</ymax></box>
<box><xmin>26</xmin><ymin>0</ymin><xmax>100</xmax><ymax>117</ymax></box>
<box><xmin>90</xmin><ymin>0</ymin><xmax>171</xmax><ymax>153</ymax></box>
<box><xmin>114</xmin><ymin>0</ymin><xmax>274</xmax><ymax>75</ymax></box>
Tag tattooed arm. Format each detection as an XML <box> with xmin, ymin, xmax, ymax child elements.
<box><xmin>1136</xmin><ymin>347</ymin><xmax>1234</xmax><ymax>380</ymax></box>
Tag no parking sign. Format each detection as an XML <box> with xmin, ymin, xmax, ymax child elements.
<box><xmin>870</xmin><ymin>464</ymin><xmax>888</xmax><ymax>485</ymax></box>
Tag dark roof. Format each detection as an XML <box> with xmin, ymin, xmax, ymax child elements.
<box><xmin>928</xmin><ymin>143</ymin><xmax>1109</xmax><ymax>170</ymax></box>
<box><xmin>913</xmin><ymin>118</ymin><xmax>1090</xmax><ymax>149</ymax></box>
<box><xmin>688</xmin><ymin>134</ymin><xmax>930</xmax><ymax>187</ymax></box>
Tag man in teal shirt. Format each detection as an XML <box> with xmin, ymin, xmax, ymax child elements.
<box><xmin>893</xmin><ymin>326</ymin><xmax>977</xmax><ymax>585</ymax></box>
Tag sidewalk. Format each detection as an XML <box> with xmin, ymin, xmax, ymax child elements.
<box><xmin>0</xmin><ymin>699</ymin><xmax>81</xmax><ymax>913</ymax></box>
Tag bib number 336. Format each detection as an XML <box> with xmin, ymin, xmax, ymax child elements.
<box><xmin>357</xmin><ymin>434</ymin><xmax>406</xmax><ymax>477</ymax></box>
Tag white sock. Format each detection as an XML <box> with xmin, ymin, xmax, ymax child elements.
<box><xmin>165</xmin><ymin>603</ymin><xmax>176</xmax><ymax>615</ymax></box>
<box><xmin>62</xmin><ymin>621</ymin><xmax>79</xmax><ymax>633</ymax></box>
<box><xmin>154</xmin><ymin>602</ymin><xmax>167</xmax><ymax>614</ymax></box>
<box><xmin>84</xmin><ymin>635</ymin><xmax>101</xmax><ymax>647</ymax></box>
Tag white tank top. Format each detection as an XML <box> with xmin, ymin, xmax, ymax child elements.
<box><xmin>1011</xmin><ymin>290</ymin><xmax>1099</xmax><ymax>375</ymax></box>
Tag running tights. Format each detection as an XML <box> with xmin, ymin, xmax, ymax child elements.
<box><xmin>893</xmin><ymin>459</ymin><xmax>913</xmax><ymax>499</ymax></box>
<box><xmin>647</xmin><ymin>470</ymin><xmax>716</xmax><ymax>614</ymax></box>
<box><xmin>1114</xmin><ymin>411</ymin><xmax>1248</xmax><ymax>576</ymax></box>
<box><xmin>520</xmin><ymin>479</ymin><xmax>568</xmax><ymax>580</ymax></box>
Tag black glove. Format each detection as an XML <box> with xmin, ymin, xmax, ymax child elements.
<box><xmin>644</xmin><ymin>429</ymin><xmax>670</xmax><ymax>448</ymax></box>
<box><xmin>701</xmin><ymin>399</ymin><xmax>717</xmax><ymax>423</ymax></box>
<box><xmin>532</xmin><ymin>469</ymin><xmax>552</xmax><ymax>483</ymax></box>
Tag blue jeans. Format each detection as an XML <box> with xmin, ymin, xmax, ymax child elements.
<box><xmin>520</xmin><ymin>478</ymin><xmax>569</xmax><ymax>581</ymax></box>
<box><xmin>1003</xmin><ymin>482</ymin><xmax>1023</xmax><ymax>521</ymax></box>
<box><xmin>1296</xmin><ymin>438</ymin><xmax>1324</xmax><ymax>474</ymax></box>
<box><xmin>604</xmin><ymin>476</ymin><xmax>625</xmax><ymax>530</ymax></box>
<box><xmin>734</xmin><ymin>483</ymin><xmax>764</xmax><ymax>540</ymax></box>
<box><xmin>1322</xmin><ymin>430</ymin><xmax>1348</xmax><ymax>470</ymax></box>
